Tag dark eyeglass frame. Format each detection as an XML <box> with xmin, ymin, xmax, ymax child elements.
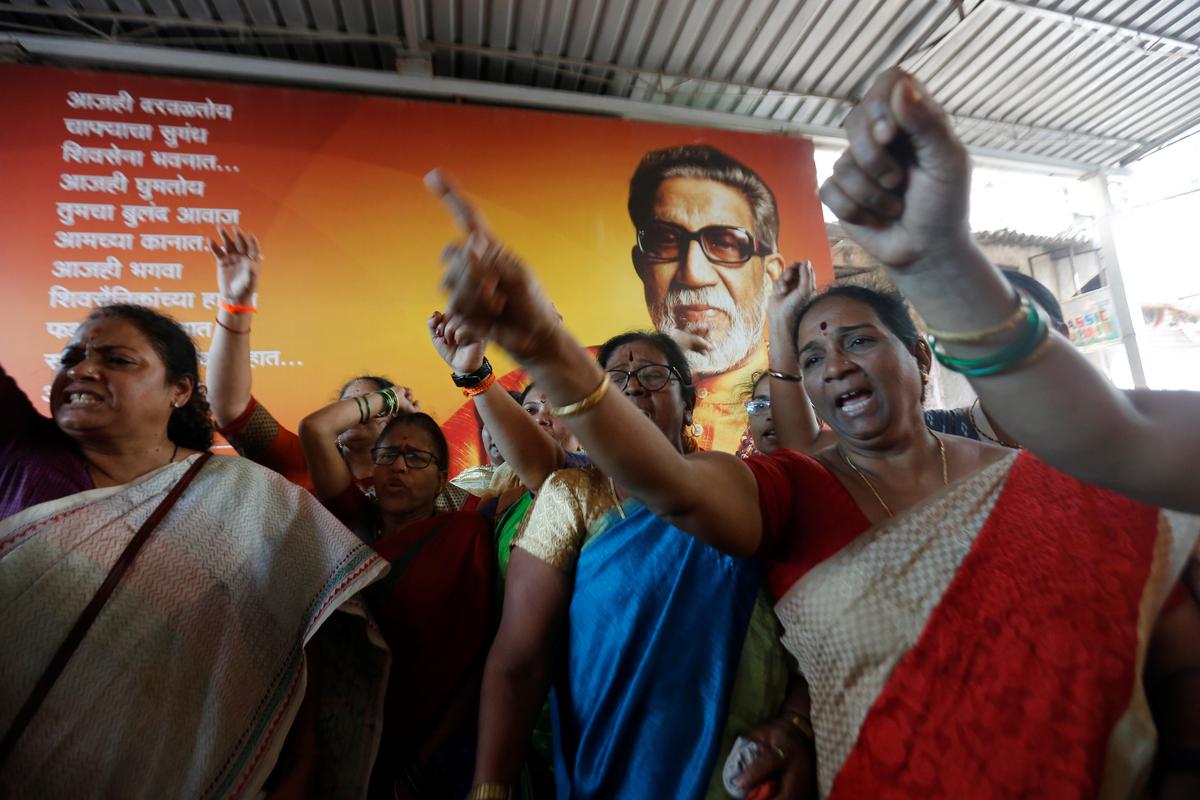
<box><xmin>370</xmin><ymin>446</ymin><xmax>437</xmax><ymax>469</ymax></box>
<box><xmin>607</xmin><ymin>363</ymin><xmax>681</xmax><ymax>393</ymax></box>
<box><xmin>636</xmin><ymin>220</ymin><xmax>772</xmax><ymax>266</ymax></box>
<box><xmin>744</xmin><ymin>398</ymin><xmax>771</xmax><ymax>415</ymax></box>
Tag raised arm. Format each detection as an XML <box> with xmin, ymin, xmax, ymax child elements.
<box><xmin>207</xmin><ymin>227</ymin><xmax>260</xmax><ymax>428</ymax></box>
<box><xmin>766</xmin><ymin>261</ymin><xmax>829</xmax><ymax>454</ymax></box>
<box><xmin>819</xmin><ymin>68</ymin><xmax>1200</xmax><ymax>512</ymax></box>
<box><xmin>426</xmin><ymin>171</ymin><xmax>764</xmax><ymax>556</ymax></box>
<box><xmin>297</xmin><ymin>389</ymin><xmax>413</xmax><ymax>501</ymax></box>
<box><xmin>427</xmin><ymin>312</ymin><xmax>565</xmax><ymax>492</ymax></box>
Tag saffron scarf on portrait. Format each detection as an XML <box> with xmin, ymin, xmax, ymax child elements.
<box><xmin>0</xmin><ymin>454</ymin><xmax>390</xmax><ymax>799</ymax></box>
<box><xmin>749</xmin><ymin>450</ymin><xmax>1199</xmax><ymax>799</ymax></box>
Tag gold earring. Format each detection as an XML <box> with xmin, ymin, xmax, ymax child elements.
<box><xmin>681</xmin><ymin>425</ymin><xmax>699</xmax><ymax>453</ymax></box>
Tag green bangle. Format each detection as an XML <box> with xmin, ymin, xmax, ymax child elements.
<box><xmin>930</xmin><ymin>299</ymin><xmax>1038</xmax><ymax>369</ymax></box>
<box><xmin>373</xmin><ymin>388</ymin><xmax>394</xmax><ymax>418</ymax></box>
<box><xmin>930</xmin><ymin>300</ymin><xmax>1048</xmax><ymax>377</ymax></box>
<box><xmin>354</xmin><ymin>394</ymin><xmax>369</xmax><ymax>425</ymax></box>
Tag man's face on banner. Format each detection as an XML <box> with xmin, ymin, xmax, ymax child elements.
<box><xmin>634</xmin><ymin>176</ymin><xmax>783</xmax><ymax>376</ymax></box>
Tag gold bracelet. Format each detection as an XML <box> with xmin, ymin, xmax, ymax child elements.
<box><xmin>784</xmin><ymin>710</ymin><xmax>815</xmax><ymax>742</ymax></box>
<box><xmin>549</xmin><ymin>374</ymin><xmax>610</xmax><ymax>418</ymax></box>
<box><xmin>466</xmin><ymin>785</ymin><xmax>511</xmax><ymax>800</ymax></box>
<box><xmin>916</xmin><ymin>292</ymin><xmax>1026</xmax><ymax>343</ymax></box>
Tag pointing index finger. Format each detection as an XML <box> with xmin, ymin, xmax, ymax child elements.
<box><xmin>424</xmin><ymin>169</ymin><xmax>488</xmax><ymax>238</ymax></box>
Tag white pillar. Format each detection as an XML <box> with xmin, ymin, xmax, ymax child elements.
<box><xmin>1090</xmin><ymin>173</ymin><xmax>1148</xmax><ymax>388</ymax></box>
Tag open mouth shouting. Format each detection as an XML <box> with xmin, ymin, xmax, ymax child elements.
<box><xmin>60</xmin><ymin>387</ymin><xmax>107</xmax><ymax>408</ymax></box>
<box><xmin>836</xmin><ymin>388</ymin><xmax>876</xmax><ymax>418</ymax></box>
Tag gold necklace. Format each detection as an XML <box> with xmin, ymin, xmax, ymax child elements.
<box><xmin>969</xmin><ymin>398</ymin><xmax>1020</xmax><ymax>449</ymax></box>
<box><xmin>838</xmin><ymin>432</ymin><xmax>948</xmax><ymax>518</ymax></box>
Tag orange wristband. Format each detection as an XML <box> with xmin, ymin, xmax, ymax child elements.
<box><xmin>461</xmin><ymin>372</ymin><xmax>496</xmax><ymax>397</ymax></box>
<box><xmin>219</xmin><ymin>299</ymin><xmax>257</xmax><ymax>315</ymax></box>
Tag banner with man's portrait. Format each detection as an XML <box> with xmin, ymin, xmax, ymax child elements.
<box><xmin>0</xmin><ymin>63</ymin><xmax>832</xmax><ymax>472</ymax></box>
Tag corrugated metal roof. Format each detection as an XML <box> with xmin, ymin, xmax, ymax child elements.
<box><xmin>3</xmin><ymin>0</ymin><xmax>1198</xmax><ymax>170</ymax></box>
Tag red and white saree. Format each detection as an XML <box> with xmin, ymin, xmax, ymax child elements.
<box><xmin>746</xmin><ymin>450</ymin><xmax>1198</xmax><ymax>799</ymax></box>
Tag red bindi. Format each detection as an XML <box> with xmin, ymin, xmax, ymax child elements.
<box><xmin>819</xmin><ymin>321</ymin><xmax>828</xmax><ymax>331</ymax></box>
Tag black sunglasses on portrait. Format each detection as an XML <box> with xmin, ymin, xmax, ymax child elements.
<box><xmin>636</xmin><ymin>221</ymin><xmax>772</xmax><ymax>266</ymax></box>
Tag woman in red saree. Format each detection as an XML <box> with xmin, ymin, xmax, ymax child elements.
<box><xmin>422</xmin><ymin>137</ymin><xmax>1200</xmax><ymax>796</ymax></box>
<box><xmin>300</xmin><ymin>395</ymin><xmax>496</xmax><ymax>799</ymax></box>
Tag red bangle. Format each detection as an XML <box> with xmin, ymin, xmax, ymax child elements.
<box><xmin>462</xmin><ymin>372</ymin><xmax>496</xmax><ymax>397</ymax></box>
<box><xmin>219</xmin><ymin>299</ymin><xmax>257</xmax><ymax>315</ymax></box>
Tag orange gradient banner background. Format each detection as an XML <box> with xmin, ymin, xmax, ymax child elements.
<box><xmin>0</xmin><ymin>64</ymin><xmax>831</xmax><ymax>463</ymax></box>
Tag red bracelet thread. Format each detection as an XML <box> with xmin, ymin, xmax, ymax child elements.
<box><xmin>215</xmin><ymin>317</ymin><xmax>250</xmax><ymax>335</ymax></box>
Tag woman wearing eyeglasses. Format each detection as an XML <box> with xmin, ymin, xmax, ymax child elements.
<box><xmin>743</xmin><ymin>373</ymin><xmax>778</xmax><ymax>456</ymax></box>
<box><xmin>467</xmin><ymin>329</ymin><xmax>806</xmax><ymax>800</ymax></box>
<box><xmin>742</xmin><ymin>260</ymin><xmax>832</xmax><ymax>458</ymax></box>
<box><xmin>298</xmin><ymin>400</ymin><xmax>496</xmax><ymax>799</ymax></box>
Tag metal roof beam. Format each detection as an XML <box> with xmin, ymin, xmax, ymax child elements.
<box><xmin>430</xmin><ymin>39</ymin><xmax>1146</xmax><ymax>149</ymax></box>
<box><xmin>399</xmin><ymin>0</ymin><xmax>421</xmax><ymax>53</ymax></box>
<box><xmin>0</xmin><ymin>6</ymin><xmax>1154</xmax><ymax>155</ymax></box>
<box><xmin>4</xmin><ymin>31</ymin><xmax>1113</xmax><ymax>176</ymax></box>
<box><xmin>1116</xmin><ymin>114</ymin><xmax>1200</xmax><ymax>167</ymax></box>
<box><xmin>983</xmin><ymin>0</ymin><xmax>1200</xmax><ymax>58</ymax></box>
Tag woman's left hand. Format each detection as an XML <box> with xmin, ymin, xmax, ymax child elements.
<box><xmin>427</xmin><ymin>310</ymin><xmax>487</xmax><ymax>375</ymax></box>
<box><xmin>736</xmin><ymin>717</ymin><xmax>818</xmax><ymax>800</ymax></box>
<box><xmin>210</xmin><ymin>225</ymin><xmax>261</xmax><ymax>305</ymax></box>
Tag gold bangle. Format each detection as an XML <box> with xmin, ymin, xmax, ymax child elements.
<box><xmin>549</xmin><ymin>373</ymin><xmax>610</xmax><ymax>418</ymax></box>
<box><xmin>467</xmin><ymin>785</ymin><xmax>511</xmax><ymax>800</ymax></box>
<box><xmin>784</xmin><ymin>711</ymin><xmax>815</xmax><ymax>742</ymax></box>
<box><xmin>916</xmin><ymin>292</ymin><xmax>1025</xmax><ymax>343</ymax></box>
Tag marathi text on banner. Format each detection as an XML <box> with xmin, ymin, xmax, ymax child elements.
<box><xmin>53</xmin><ymin>231</ymin><xmax>135</xmax><ymax>250</ymax></box>
<box><xmin>51</xmin><ymin>257</ymin><xmax>123</xmax><ymax>280</ymax></box>
<box><xmin>159</xmin><ymin>123</ymin><xmax>210</xmax><ymax>148</ymax></box>
<box><xmin>65</xmin><ymin>90</ymin><xmax>134</xmax><ymax>113</ymax></box>
<box><xmin>134</xmin><ymin>174</ymin><xmax>206</xmax><ymax>202</ymax></box>
<box><xmin>139</xmin><ymin>96</ymin><xmax>234</xmax><ymax>121</ymax></box>
<box><xmin>61</xmin><ymin>140</ymin><xmax>144</xmax><ymax>168</ymax></box>
<box><xmin>64</xmin><ymin>118</ymin><xmax>154</xmax><ymax>141</ymax></box>
<box><xmin>129</xmin><ymin>261</ymin><xmax>184</xmax><ymax>280</ymax></box>
<box><xmin>55</xmin><ymin>202</ymin><xmax>116</xmax><ymax>226</ymax></box>
<box><xmin>59</xmin><ymin>171</ymin><xmax>128</xmax><ymax>195</ymax></box>
<box><xmin>48</xmin><ymin>284</ymin><xmax>196</xmax><ymax>310</ymax></box>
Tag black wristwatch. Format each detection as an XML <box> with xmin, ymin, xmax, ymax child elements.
<box><xmin>452</xmin><ymin>356</ymin><xmax>494</xmax><ymax>388</ymax></box>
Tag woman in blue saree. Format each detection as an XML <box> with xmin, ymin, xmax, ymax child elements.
<box><xmin>467</xmin><ymin>330</ymin><xmax>806</xmax><ymax>800</ymax></box>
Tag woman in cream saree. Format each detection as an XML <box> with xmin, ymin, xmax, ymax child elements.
<box><xmin>0</xmin><ymin>453</ymin><xmax>389</xmax><ymax>799</ymax></box>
